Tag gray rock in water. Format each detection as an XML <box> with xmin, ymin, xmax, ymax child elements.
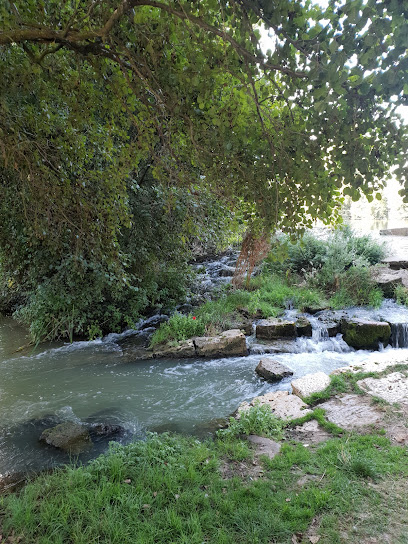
<box><xmin>256</xmin><ymin>319</ymin><xmax>296</xmax><ymax>340</ymax></box>
<box><xmin>295</xmin><ymin>317</ymin><xmax>312</xmax><ymax>337</ymax></box>
<box><xmin>255</xmin><ymin>358</ymin><xmax>293</xmax><ymax>382</ymax></box>
<box><xmin>341</xmin><ymin>318</ymin><xmax>391</xmax><ymax>350</ymax></box>
<box><xmin>194</xmin><ymin>329</ymin><xmax>247</xmax><ymax>357</ymax></box>
<box><xmin>40</xmin><ymin>422</ymin><xmax>92</xmax><ymax>454</ymax></box>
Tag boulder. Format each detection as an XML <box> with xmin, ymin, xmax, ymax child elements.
<box><xmin>40</xmin><ymin>422</ymin><xmax>92</xmax><ymax>454</ymax></box>
<box><xmin>89</xmin><ymin>423</ymin><xmax>125</xmax><ymax>438</ymax></box>
<box><xmin>153</xmin><ymin>340</ymin><xmax>196</xmax><ymax>359</ymax></box>
<box><xmin>291</xmin><ymin>372</ymin><xmax>331</xmax><ymax>398</ymax></box>
<box><xmin>371</xmin><ymin>267</ymin><xmax>403</xmax><ymax>296</ymax></box>
<box><xmin>295</xmin><ymin>317</ymin><xmax>312</xmax><ymax>337</ymax></box>
<box><xmin>194</xmin><ymin>329</ymin><xmax>247</xmax><ymax>358</ymax></box>
<box><xmin>255</xmin><ymin>358</ymin><xmax>293</xmax><ymax>382</ymax></box>
<box><xmin>341</xmin><ymin>318</ymin><xmax>391</xmax><ymax>350</ymax></box>
<box><xmin>256</xmin><ymin>319</ymin><xmax>296</xmax><ymax>340</ymax></box>
<box><xmin>357</xmin><ymin>372</ymin><xmax>408</xmax><ymax>404</ymax></box>
<box><xmin>239</xmin><ymin>391</ymin><xmax>312</xmax><ymax>420</ymax></box>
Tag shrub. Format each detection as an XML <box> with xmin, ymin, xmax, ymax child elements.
<box><xmin>149</xmin><ymin>313</ymin><xmax>205</xmax><ymax>347</ymax></box>
<box><xmin>329</xmin><ymin>266</ymin><xmax>383</xmax><ymax>309</ymax></box>
<box><xmin>217</xmin><ymin>403</ymin><xmax>284</xmax><ymax>440</ymax></box>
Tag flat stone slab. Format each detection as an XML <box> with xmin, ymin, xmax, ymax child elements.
<box><xmin>247</xmin><ymin>435</ymin><xmax>281</xmax><ymax>459</ymax></box>
<box><xmin>289</xmin><ymin>419</ymin><xmax>332</xmax><ymax>444</ymax></box>
<box><xmin>255</xmin><ymin>358</ymin><xmax>293</xmax><ymax>382</ymax></box>
<box><xmin>256</xmin><ymin>319</ymin><xmax>296</xmax><ymax>340</ymax></box>
<box><xmin>239</xmin><ymin>391</ymin><xmax>312</xmax><ymax>420</ymax></box>
<box><xmin>357</xmin><ymin>372</ymin><xmax>408</xmax><ymax>404</ymax></box>
<box><xmin>194</xmin><ymin>329</ymin><xmax>247</xmax><ymax>358</ymax></box>
<box><xmin>291</xmin><ymin>372</ymin><xmax>330</xmax><ymax>398</ymax></box>
<box><xmin>332</xmin><ymin>351</ymin><xmax>408</xmax><ymax>375</ymax></box>
<box><xmin>319</xmin><ymin>394</ymin><xmax>382</xmax><ymax>431</ymax></box>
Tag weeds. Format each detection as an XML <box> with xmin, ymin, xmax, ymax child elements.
<box><xmin>216</xmin><ymin>403</ymin><xmax>284</xmax><ymax>441</ymax></box>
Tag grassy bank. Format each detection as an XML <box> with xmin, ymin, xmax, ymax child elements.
<box><xmin>1</xmin><ymin>421</ymin><xmax>407</xmax><ymax>543</ymax></box>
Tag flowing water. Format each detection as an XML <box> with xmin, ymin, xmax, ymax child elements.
<box><xmin>2</xmin><ymin>301</ymin><xmax>408</xmax><ymax>477</ymax></box>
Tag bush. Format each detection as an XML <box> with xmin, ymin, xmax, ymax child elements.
<box><xmin>217</xmin><ymin>403</ymin><xmax>284</xmax><ymax>441</ymax></box>
<box><xmin>149</xmin><ymin>312</ymin><xmax>205</xmax><ymax>347</ymax></box>
<box><xmin>329</xmin><ymin>266</ymin><xmax>383</xmax><ymax>309</ymax></box>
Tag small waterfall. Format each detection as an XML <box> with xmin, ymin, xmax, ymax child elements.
<box><xmin>391</xmin><ymin>323</ymin><xmax>408</xmax><ymax>348</ymax></box>
<box><xmin>308</xmin><ymin>316</ymin><xmax>329</xmax><ymax>343</ymax></box>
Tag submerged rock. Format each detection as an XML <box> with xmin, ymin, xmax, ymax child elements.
<box><xmin>194</xmin><ymin>329</ymin><xmax>247</xmax><ymax>357</ymax></box>
<box><xmin>256</xmin><ymin>319</ymin><xmax>296</xmax><ymax>340</ymax></box>
<box><xmin>341</xmin><ymin>318</ymin><xmax>391</xmax><ymax>350</ymax></box>
<box><xmin>291</xmin><ymin>372</ymin><xmax>330</xmax><ymax>398</ymax></box>
<box><xmin>40</xmin><ymin>422</ymin><xmax>92</xmax><ymax>454</ymax></box>
<box><xmin>255</xmin><ymin>358</ymin><xmax>293</xmax><ymax>382</ymax></box>
<box><xmin>249</xmin><ymin>339</ymin><xmax>298</xmax><ymax>355</ymax></box>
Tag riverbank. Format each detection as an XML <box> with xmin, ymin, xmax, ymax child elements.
<box><xmin>1</xmin><ymin>357</ymin><xmax>408</xmax><ymax>543</ymax></box>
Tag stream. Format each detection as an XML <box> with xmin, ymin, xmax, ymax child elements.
<box><xmin>2</xmin><ymin>252</ymin><xmax>408</xmax><ymax>478</ymax></box>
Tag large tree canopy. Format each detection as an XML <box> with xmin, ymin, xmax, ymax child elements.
<box><xmin>1</xmin><ymin>0</ymin><xmax>408</xmax><ymax>339</ymax></box>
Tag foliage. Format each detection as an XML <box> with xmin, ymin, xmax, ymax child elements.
<box><xmin>394</xmin><ymin>284</ymin><xmax>408</xmax><ymax>307</ymax></box>
<box><xmin>329</xmin><ymin>266</ymin><xmax>383</xmax><ymax>309</ymax></box>
<box><xmin>0</xmin><ymin>1</ymin><xmax>407</xmax><ymax>338</ymax></box>
<box><xmin>217</xmin><ymin>403</ymin><xmax>284</xmax><ymax>440</ymax></box>
<box><xmin>149</xmin><ymin>313</ymin><xmax>205</xmax><ymax>347</ymax></box>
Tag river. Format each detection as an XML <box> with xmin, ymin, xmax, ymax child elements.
<box><xmin>2</xmin><ymin>299</ymin><xmax>408</xmax><ymax>477</ymax></box>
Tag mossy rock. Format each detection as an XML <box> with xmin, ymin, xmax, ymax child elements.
<box><xmin>40</xmin><ymin>422</ymin><xmax>93</xmax><ymax>454</ymax></box>
<box><xmin>341</xmin><ymin>319</ymin><xmax>391</xmax><ymax>350</ymax></box>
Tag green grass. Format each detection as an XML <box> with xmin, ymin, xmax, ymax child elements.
<box><xmin>1</xmin><ymin>431</ymin><xmax>408</xmax><ymax>544</ymax></box>
<box><xmin>150</xmin><ymin>274</ymin><xmax>327</xmax><ymax>346</ymax></box>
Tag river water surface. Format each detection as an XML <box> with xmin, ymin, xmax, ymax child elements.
<box><xmin>2</xmin><ymin>302</ymin><xmax>408</xmax><ymax>477</ymax></box>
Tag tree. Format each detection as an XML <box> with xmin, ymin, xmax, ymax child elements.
<box><xmin>1</xmin><ymin>0</ymin><xmax>408</xmax><ymax>338</ymax></box>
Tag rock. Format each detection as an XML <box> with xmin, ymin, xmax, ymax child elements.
<box><xmin>383</xmin><ymin>260</ymin><xmax>408</xmax><ymax>271</ymax></box>
<box><xmin>289</xmin><ymin>419</ymin><xmax>331</xmax><ymax>444</ymax></box>
<box><xmin>303</xmin><ymin>304</ymin><xmax>328</xmax><ymax>315</ymax></box>
<box><xmin>239</xmin><ymin>391</ymin><xmax>312</xmax><ymax>420</ymax></box>
<box><xmin>332</xmin><ymin>351</ymin><xmax>408</xmax><ymax>375</ymax></box>
<box><xmin>371</xmin><ymin>267</ymin><xmax>404</xmax><ymax>296</ymax></box>
<box><xmin>89</xmin><ymin>423</ymin><xmax>125</xmax><ymax>438</ymax></box>
<box><xmin>40</xmin><ymin>422</ymin><xmax>92</xmax><ymax>454</ymax></box>
<box><xmin>357</xmin><ymin>372</ymin><xmax>408</xmax><ymax>404</ymax></box>
<box><xmin>319</xmin><ymin>394</ymin><xmax>382</xmax><ymax>431</ymax></box>
<box><xmin>249</xmin><ymin>339</ymin><xmax>298</xmax><ymax>354</ymax></box>
<box><xmin>194</xmin><ymin>329</ymin><xmax>247</xmax><ymax>358</ymax></box>
<box><xmin>380</xmin><ymin>227</ymin><xmax>408</xmax><ymax>236</ymax></box>
<box><xmin>291</xmin><ymin>372</ymin><xmax>331</xmax><ymax>398</ymax></box>
<box><xmin>153</xmin><ymin>340</ymin><xmax>196</xmax><ymax>358</ymax></box>
<box><xmin>341</xmin><ymin>318</ymin><xmax>391</xmax><ymax>350</ymax></box>
<box><xmin>247</xmin><ymin>435</ymin><xmax>281</xmax><ymax>460</ymax></box>
<box><xmin>255</xmin><ymin>358</ymin><xmax>293</xmax><ymax>382</ymax></box>
<box><xmin>138</xmin><ymin>314</ymin><xmax>169</xmax><ymax>330</ymax></box>
<box><xmin>295</xmin><ymin>317</ymin><xmax>312</xmax><ymax>337</ymax></box>
<box><xmin>256</xmin><ymin>319</ymin><xmax>296</xmax><ymax>340</ymax></box>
